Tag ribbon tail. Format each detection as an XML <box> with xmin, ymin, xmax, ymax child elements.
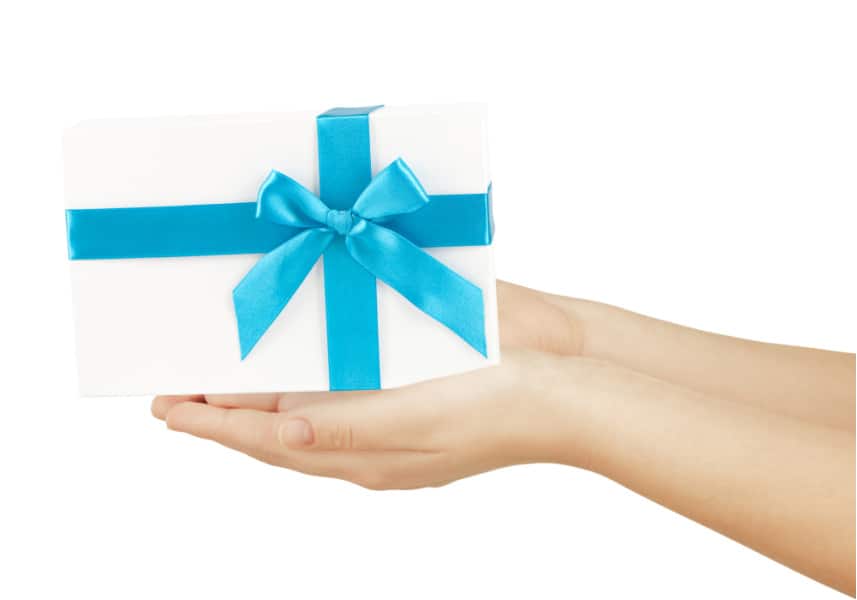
<box><xmin>346</xmin><ymin>221</ymin><xmax>487</xmax><ymax>357</ymax></box>
<box><xmin>233</xmin><ymin>229</ymin><xmax>334</xmax><ymax>359</ymax></box>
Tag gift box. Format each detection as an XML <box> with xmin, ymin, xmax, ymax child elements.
<box><xmin>65</xmin><ymin>104</ymin><xmax>500</xmax><ymax>395</ymax></box>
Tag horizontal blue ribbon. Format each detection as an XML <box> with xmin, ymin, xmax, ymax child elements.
<box><xmin>65</xmin><ymin>191</ymin><xmax>492</xmax><ymax>260</ymax></box>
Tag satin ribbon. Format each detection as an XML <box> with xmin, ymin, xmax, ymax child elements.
<box><xmin>233</xmin><ymin>158</ymin><xmax>487</xmax><ymax>364</ymax></box>
<box><xmin>65</xmin><ymin>193</ymin><xmax>492</xmax><ymax>259</ymax></box>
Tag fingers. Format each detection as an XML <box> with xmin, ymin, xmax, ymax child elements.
<box><xmin>163</xmin><ymin>402</ymin><xmax>304</xmax><ymax>470</ymax></box>
<box><xmin>192</xmin><ymin>391</ymin><xmax>350</xmax><ymax>412</ymax></box>
<box><xmin>152</xmin><ymin>391</ymin><xmax>339</xmax><ymax>417</ymax></box>
<box><xmin>163</xmin><ymin>401</ymin><xmax>314</xmax><ymax>471</ymax></box>
<box><xmin>161</xmin><ymin>401</ymin><xmax>443</xmax><ymax>489</ymax></box>
<box><xmin>203</xmin><ymin>393</ymin><xmax>281</xmax><ymax>411</ymax></box>
<box><xmin>151</xmin><ymin>395</ymin><xmax>204</xmax><ymax>419</ymax></box>
<box><xmin>165</xmin><ymin>402</ymin><xmax>280</xmax><ymax>452</ymax></box>
<box><xmin>164</xmin><ymin>386</ymin><xmax>441</xmax><ymax>453</ymax></box>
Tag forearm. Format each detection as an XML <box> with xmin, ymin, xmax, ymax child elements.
<box><xmin>553</xmin><ymin>293</ymin><xmax>855</xmax><ymax>430</ymax></box>
<box><xmin>543</xmin><ymin>358</ymin><xmax>856</xmax><ymax>594</ymax></box>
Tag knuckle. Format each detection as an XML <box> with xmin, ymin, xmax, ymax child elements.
<box><xmin>321</xmin><ymin>423</ymin><xmax>355</xmax><ymax>450</ymax></box>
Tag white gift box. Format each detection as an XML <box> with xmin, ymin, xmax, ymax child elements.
<box><xmin>64</xmin><ymin>104</ymin><xmax>500</xmax><ymax>395</ymax></box>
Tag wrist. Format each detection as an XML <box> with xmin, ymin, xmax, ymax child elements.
<box><xmin>507</xmin><ymin>352</ymin><xmax>605</xmax><ymax>471</ymax></box>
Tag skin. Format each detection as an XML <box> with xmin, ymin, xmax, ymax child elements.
<box><xmin>152</xmin><ymin>281</ymin><xmax>856</xmax><ymax>595</ymax></box>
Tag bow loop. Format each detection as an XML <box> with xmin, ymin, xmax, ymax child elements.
<box><xmin>352</xmin><ymin>158</ymin><xmax>430</xmax><ymax>220</ymax></box>
<box><xmin>256</xmin><ymin>170</ymin><xmax>329</xmax><ymax>228</ymax></box>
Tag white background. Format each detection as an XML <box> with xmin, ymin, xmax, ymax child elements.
<box><xmin>0</xmin><ymin>1</ymin><xmax>854</xmax><ymax>598</ymax></box>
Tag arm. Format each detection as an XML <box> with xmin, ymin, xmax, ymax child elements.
<box><xmin>554</xmin><ymin>358</ymin><xmax>856</xmax><ymax>595</ymax></box>
<box><xmin>501</xmin><ymin>281</ymin><xmax>855</xmax><ymax>430</ymax></box>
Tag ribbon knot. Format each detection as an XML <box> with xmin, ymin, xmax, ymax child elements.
<box><xmin>232</xmin><ymin>157</ymin><xmax>487</xmax><ymax>366</ymax></box>
<box><xmin>325</xmin><ymin>209</ymin><xmax>355</xmax><ymax>236</ymax></box>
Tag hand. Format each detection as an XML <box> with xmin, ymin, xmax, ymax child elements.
<box><xmin>152</xmin><ymin>281</ymin><xmax>586</xmax><ymax>488</ymax></box>
<box><xmin>152</xmin><ymin>349</ymin><xmax>584</xmax><ymax>490</ymax></box>
<box><xmin>152</xmin><ymin>281</ymin><xmax>584</xmax><ymax>487</ymax></box>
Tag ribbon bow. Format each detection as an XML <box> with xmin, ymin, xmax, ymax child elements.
<box><xmin>233</xmin><ymin>158</ymin><xmax>487</xmax><ymax>361</ymax></box>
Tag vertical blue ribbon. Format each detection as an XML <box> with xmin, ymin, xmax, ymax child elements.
<box><xmin>317</xmin><ymin>106</ymin><xmax>384</xmax><ymax>390</ymax></box>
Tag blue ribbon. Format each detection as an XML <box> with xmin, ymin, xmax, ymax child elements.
<box><xmin>65</xmin><ymin>106</ymin><xmax>493</xmax><ymax>390</ymax></box>
<box><xmin>65</xmin><ymin>193</ymin><xmax>492</xmax><ymax>259</ymax></box>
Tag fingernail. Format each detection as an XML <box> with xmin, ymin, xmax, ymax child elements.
<box><xmin>280</xmin><ymin>418</ymin><xmax>314</xmax><ymax>447</ymax></box>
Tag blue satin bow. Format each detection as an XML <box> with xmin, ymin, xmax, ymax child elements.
<box><xmin>233</xmin><ymin>158</ymin><xmax>487</xmax><ymax>362</ymax></box>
